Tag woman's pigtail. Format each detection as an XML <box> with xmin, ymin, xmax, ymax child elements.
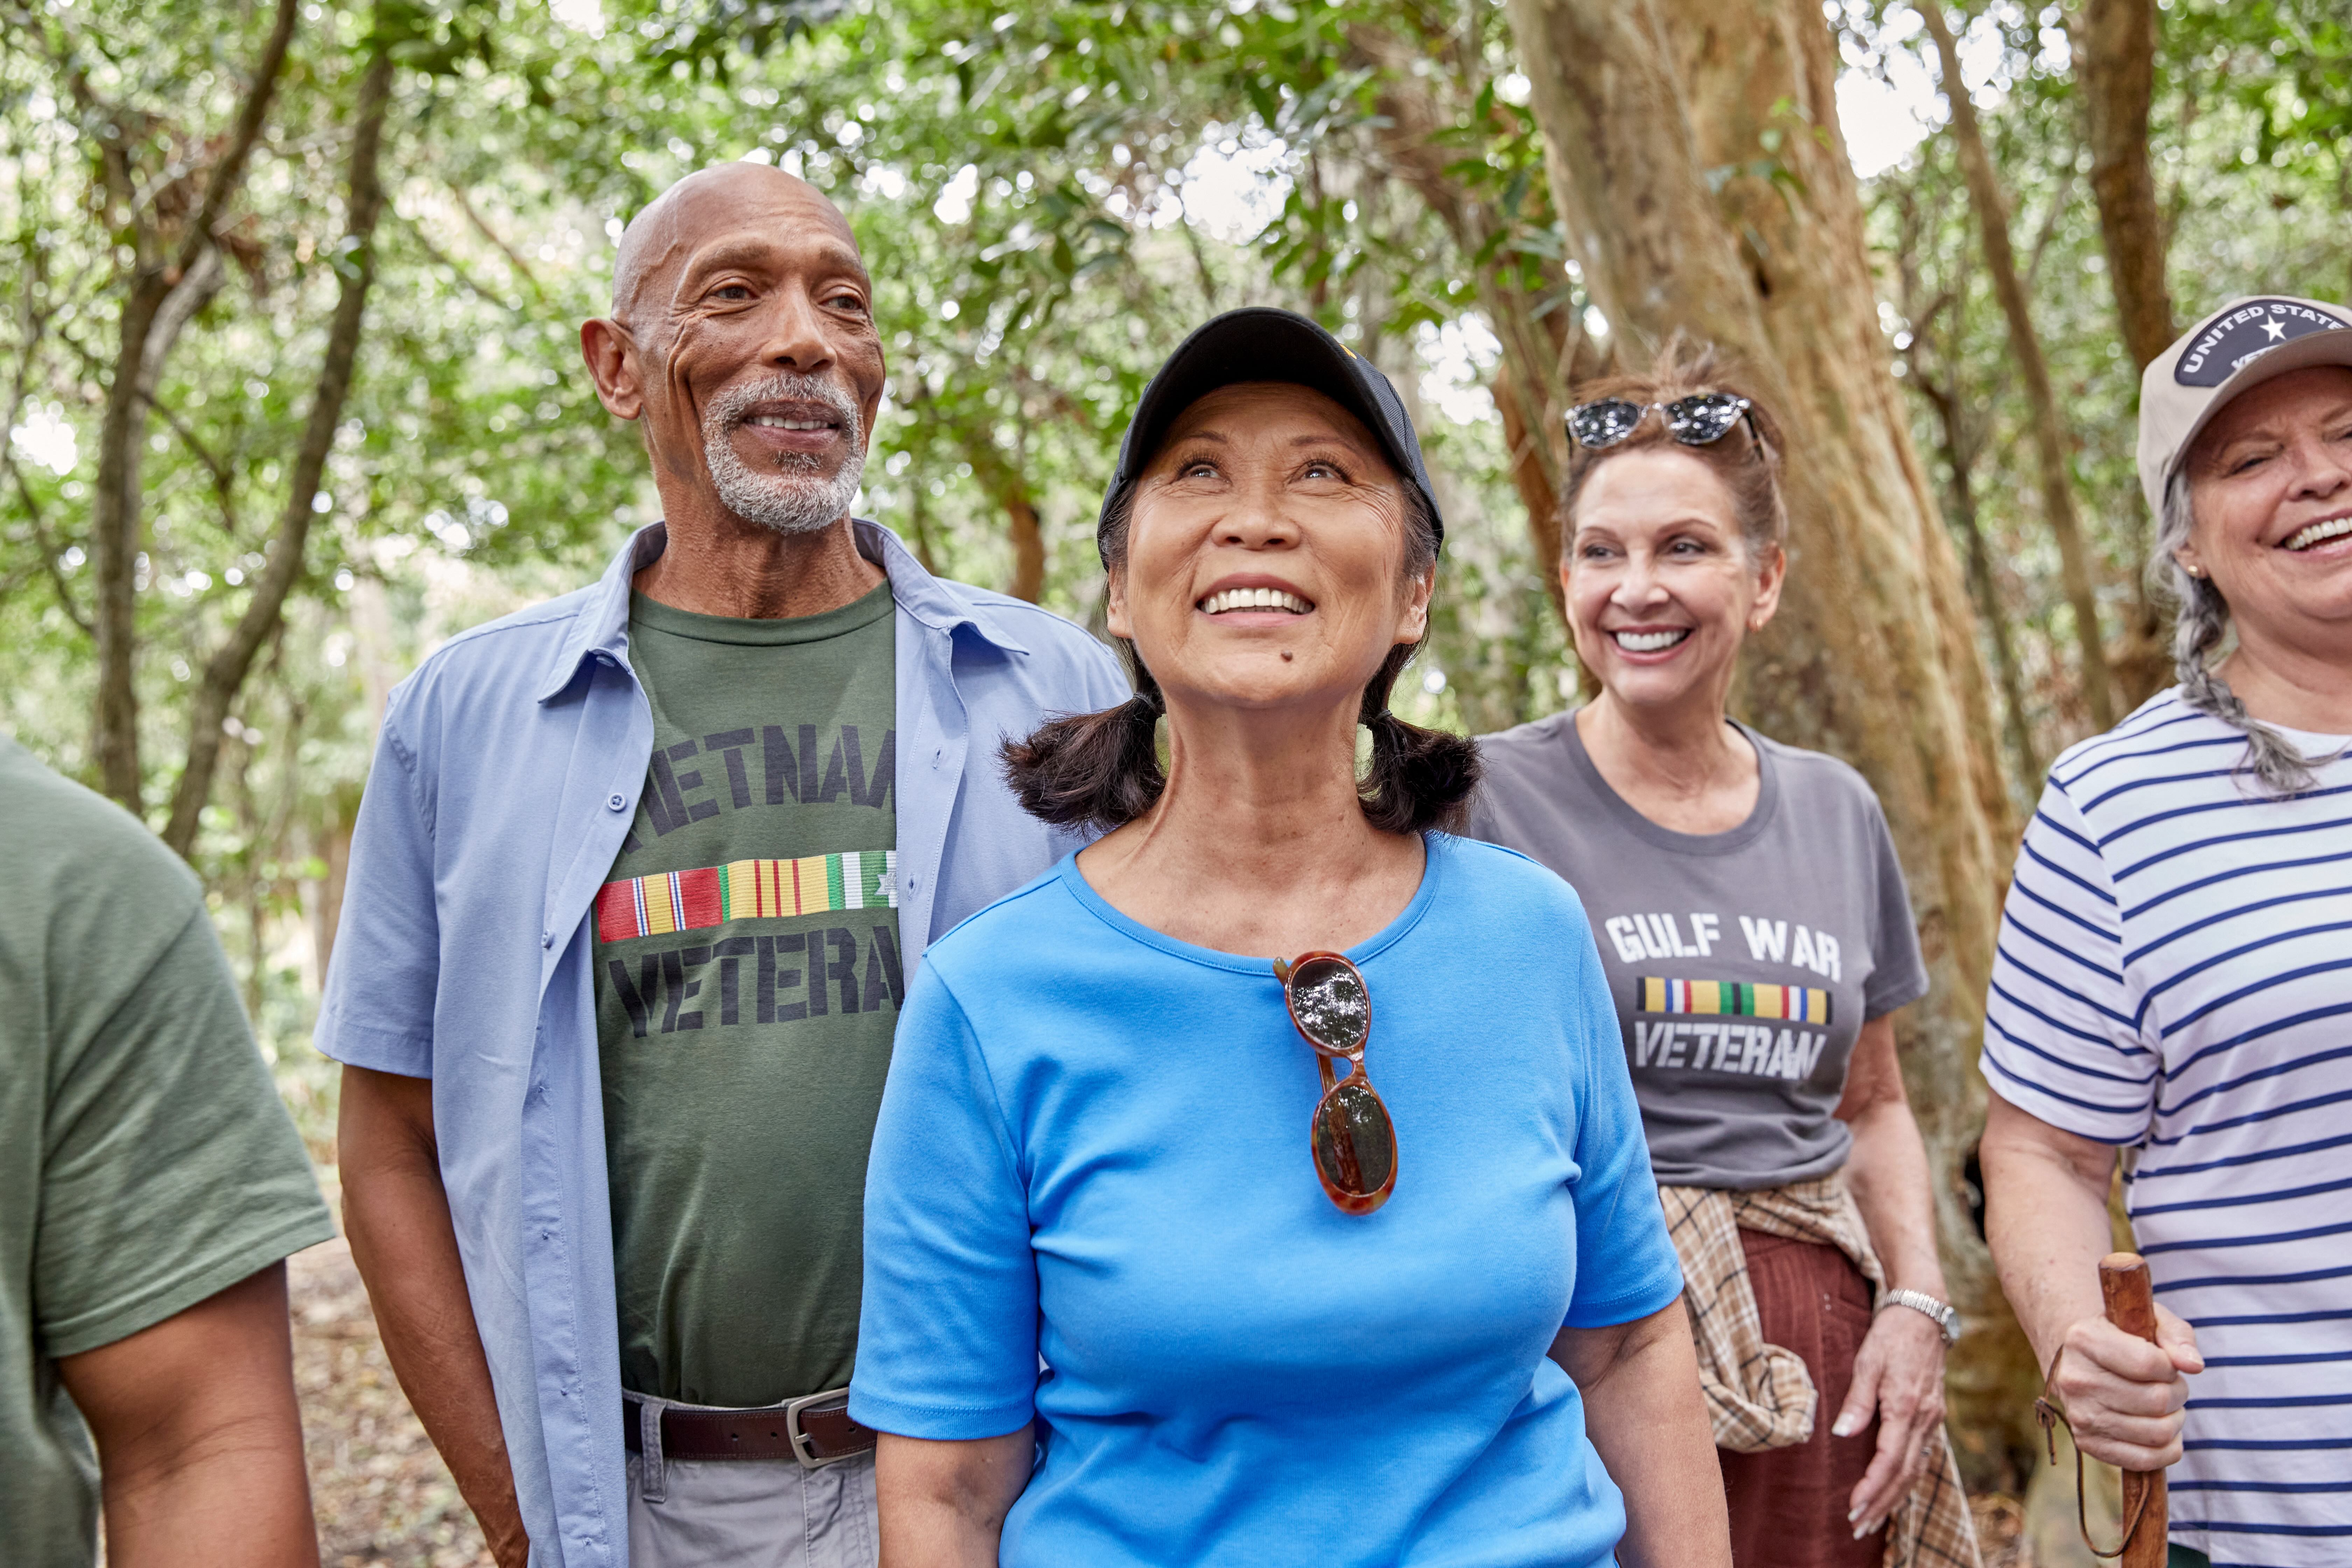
<box><xmin>1001</xmin><ymin>678</ymin><xmax>1168</xmax><ymax>832</ymax></box>
<box><xmin>2160</xmin><ymin>475</ymin><xmax>2328</xmax><ymax>796</ymax></box>
<box><xmin>1356</xmin><ymin>660</ymin><xmax>1481</xmax><ymax>835</ymax></box>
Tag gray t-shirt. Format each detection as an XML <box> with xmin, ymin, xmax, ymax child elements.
<box><xmin>1468</xmin><ymin>711</ymin><xmax>1927</xmax><ymax>1190</ymax></box>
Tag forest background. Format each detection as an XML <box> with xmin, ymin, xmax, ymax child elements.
<box><xmin>2</xmin><ymin>0</ymin><xmax>2347</xmax><ymax>1556</ymax></box>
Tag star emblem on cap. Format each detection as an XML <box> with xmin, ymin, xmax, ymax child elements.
<box><xmin>2261</xmin><ymin>317</ymin><xmax>2288</xmax><ymax>340</ymax></box>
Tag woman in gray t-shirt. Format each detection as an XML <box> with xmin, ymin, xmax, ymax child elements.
<box><xmin>1469</xmin><ymin>340</ymin><xmax>1977</xmax><ymax>1568</ymax></box>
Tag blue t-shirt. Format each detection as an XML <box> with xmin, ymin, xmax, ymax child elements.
<box><xmin>849</xmin><ymin>833</ymin><xmax>1684</xmax><ymax>1568</ymax></box>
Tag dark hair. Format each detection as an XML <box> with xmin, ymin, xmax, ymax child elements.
<box><xmin>1003</xmin><ymin>465</ymin><xmax>1479</xmax><ymax>836</ymax></box>
<box><xmin>1559</xmin><ymin>336</ymin><xmax>1787</xmax><ymax>564</ymax></box>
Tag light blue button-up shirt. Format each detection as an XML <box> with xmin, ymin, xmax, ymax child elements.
<box><xmin>316</xmin><ymin>520</ymin><xmax>1128</xmax><ymax>1567</ymax></box>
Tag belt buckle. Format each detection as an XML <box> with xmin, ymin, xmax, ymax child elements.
<box><xmin>783</xmin><ymin>1387</ymin><xmax>858</xmax><ymax>1470</ymax></box>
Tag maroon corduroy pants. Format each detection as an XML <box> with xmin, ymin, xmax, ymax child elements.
<box><xmin>1715</xmin><ymin>1227</ymin><xmax>1884</xmax><ymax>1568</ymax></box>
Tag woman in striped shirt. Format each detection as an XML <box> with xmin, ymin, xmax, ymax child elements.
<box><xmin>1980</xmin><ymin>296</ymin><xmax>2352</xmax><ymax>1568</ymax></box>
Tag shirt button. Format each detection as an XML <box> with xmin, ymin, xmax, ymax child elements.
<box><xmin>541</xmin><ymin>931</ymin><xmax>554</xmax><ymax>948</ymax></box>
<box><xmin>608</xmin><ymin>793</ymin><xmax>627</xmax><ymax>811</ymax></box>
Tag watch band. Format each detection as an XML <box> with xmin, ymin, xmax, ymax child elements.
<box><xmin>1879</xmin><ymin>1287</ymin><xmax>1963</xmax><ymax>1346</ymax></box>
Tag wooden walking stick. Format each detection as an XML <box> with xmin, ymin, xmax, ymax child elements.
<box><xmin>2100</xmin><ymin>1253</ymin><xmax>2169</xmax><ymax>1568</ymax></box>
<box><xmin>2037</xmin><ymin>1251</ymin><xmax>2170</xmax><ymax>1564</ymax></box>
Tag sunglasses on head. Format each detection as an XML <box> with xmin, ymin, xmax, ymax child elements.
<box><xmin>1567</xmin><ymin>392</ymin><xmax>1757</xmax><ymax>453</ymax></box>
<box><xmin>1272</xmin><ymin>952</ymin><xmax>1398</xmax><ymax>1215</ymax></box>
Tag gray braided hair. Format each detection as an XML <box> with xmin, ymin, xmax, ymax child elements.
<box><xmin>2155</xmin><ymin>470</ymin><xmax>2329</xmax><ymax>794</ymax></box>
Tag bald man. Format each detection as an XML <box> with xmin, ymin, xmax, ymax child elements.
<box><xmin>321</xmin><ymin>165</ymin><xmax>1128</xmax><ymax>1568</ymax></box>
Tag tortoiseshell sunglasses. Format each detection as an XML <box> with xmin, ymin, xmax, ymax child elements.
<box><xmin>1272</xmin><ymin>952</ymin><xmax>1398</xmax><ymax>1215</ymax></box>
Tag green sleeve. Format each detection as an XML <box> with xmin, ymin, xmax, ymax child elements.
<box><xmin>35</xmin><ymin>905</ymin><xmax>334</xmax><ymax>1358</ymax></box>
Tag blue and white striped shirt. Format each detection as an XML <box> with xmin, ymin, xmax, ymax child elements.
<box><xmin>1983</xmin><ymin>690</ymin><xmax>2352</xmax><ymax>1568</ymax></box>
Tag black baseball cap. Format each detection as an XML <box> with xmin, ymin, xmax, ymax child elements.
<box><xmin>1099</xmin><ymin>307</ymin><xmax>1444</xmax><ymax>562</ymax></box>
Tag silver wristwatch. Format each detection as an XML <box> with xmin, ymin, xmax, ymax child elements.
<box><xmin>1879</xmin><ymin>1288</ymin><xmax>1962</xmax><ymax>1346</ymax></box>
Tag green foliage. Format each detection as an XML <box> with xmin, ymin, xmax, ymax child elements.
<box><xmin>2</xmin><ymin>0</ymin><xmax>1573</xmax><ymax>1073</ymax></box>
<box><xmin>1850</xmin><ymin>0</ymin><xmax>2350</xmax><ymax>793</ymax></box>
<box><xmin>2</xmin><ymin>0</ymin><xmax>2342</xmax><ymax>1072</ymax></box>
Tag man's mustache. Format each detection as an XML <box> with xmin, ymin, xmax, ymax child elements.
<box><xmin>705</xmin><ymin>372</ymin><xmax>861</xmax><ymax>436</ymax></box>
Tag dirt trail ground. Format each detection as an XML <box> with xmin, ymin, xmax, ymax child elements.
<box><xmin>293</xmin><ymin>1236</ymin><xmax>493</xmax><ymax>1568</ymax></box>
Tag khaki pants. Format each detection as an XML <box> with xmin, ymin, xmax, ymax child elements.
<box><xmin>624</xmin><ymin>1392</ymin><xmax>878</xmax><ymax>1568</ymax></box>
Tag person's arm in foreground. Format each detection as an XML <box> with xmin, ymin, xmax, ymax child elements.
<box><xmin>876</xmin><ymin>1425</ymin><xmax>1034</xmax><ymax>1568</ymax></box>
<box><xmin>340</xmin><ymin>1064</ymin><xmax>530</xmax><ymax>1567</ymax></box>
<box><xmin>1979</xmin><ymin>1090</ymin><xmax>2199</xmax><ymax>1469</ymax></box>
<box><xmin>1833</xmin><ymin>1012</ymin><xmax>1954</xmax><ymax>1535</ymax></box>
<box><xmin>1554</xmin><ymin>1299</ymin><xmax>1733</xmax><ymax>1568</ymax></box>
<box><xmin>56</xmin><ymin>1263</ymin><xmax>317</xmax><ymax>1568</ymax></box>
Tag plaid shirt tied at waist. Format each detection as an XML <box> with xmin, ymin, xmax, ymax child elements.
<box><xmin>1659</xmin><ymin>1175</ymin><xmax>1982</xmax><ymax>1568</ymax></box>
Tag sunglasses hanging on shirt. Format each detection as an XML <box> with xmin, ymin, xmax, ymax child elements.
<box><xmin>1567</xmin><ymin>392</ymin><xmax>1760</xmax><ymax>454</ymax></box>
<box><xmin>1273</xmin><ymin>953</ymin><xmax>1398</xmax><ymax>1216</ymax></box>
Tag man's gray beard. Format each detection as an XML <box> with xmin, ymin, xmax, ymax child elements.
<box><xmin>701</xmin><ymin>373</ymin><xmax>867</xmax><ymax>536</ymax></box>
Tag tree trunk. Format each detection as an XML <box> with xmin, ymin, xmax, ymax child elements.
<box><xmin>78</xmin><ymin>0</ymin><xmax>301</xmax><ymax>812</ymax></box>
<box><xmin>1001</xmin><ymin>475</ymin><xmax>1046</xmax><ymax>604</ymax></box>
<box><xmin>1929</xmin><ymin>383</ymin><xmax>2042</xmax><ymax>796</ymax></box>
<box><xmin>1501</xmin><ymin>0</ymin><xmax>2036</xmax><ymax>1475</ymax></box>
<box><xmin>1352</xmin><ymin>23</ymin><xmax>1591</xmax><ymax>627</ymax></box>
<box><xmin>1890</xmin><ymin>181</ymin><xmax>2043</xmax><ymax>803</ymax></box>
<box><xmin>162</xmin><ymin>38</ymin><xmax>394</xmax><ymax>858</ymax></box>
<box><xmin>349</xmin><ymin>570</ymin><xmax>400</xmax><ymax>734</ymax></box>
<box><xmin>949</xmin><ymin>415</ymin><xmax>1048</xmax><ymax>604</ymax></box>
<box><xmin>1918</xmin><ymin>0</ymin><xmax>2116</xmax><ymax>734</ymax></box>
<box><xmin>2074</xmin><ymin>0</ymin><xmax>2174</xmax><ymax>374</ymax></box>
<box><xmin>2072</xmin><ymin>0</ymin><xmax>2177</xmax><ymax>710</ymax></box>
<box><xmin>305</xmin><ymin>807</ymin><xmax>354</xmax><ymax>996</ymax></box>
<box><xmin>89</xmin><ymin>275</ymin><xmax>168</xmax><ymax>810</ymax></box>
<box><xmin>1492</xmin><ymin>375</ymin><xmax>1565</xmax><ymax>623</ymax></box>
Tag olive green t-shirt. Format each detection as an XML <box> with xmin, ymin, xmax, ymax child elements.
<box><xmin>596</xmin><ymin>585</ymin><xmax>901</xmax><ymax>1407</ymax></box>
<box><xmin>0</xmin><ymin>736</ymin><xmax>333</xmax><ymax>1568</ymax></box>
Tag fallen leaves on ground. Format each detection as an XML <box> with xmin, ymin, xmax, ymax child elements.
<box><xmin>293</xmin><ymin>1236</ymin><xmax>494</xmax><ymax>1568</ymax></box>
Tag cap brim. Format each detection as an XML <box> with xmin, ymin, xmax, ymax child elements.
<box><xmin>1114</xmin><ymin>308</ymin><xmax>1419</xmax><ymax>495</ymax></box>
<box><xmin>2168</xmin><ymin>326</ymin><xmax>2352</xmax><ymax>485</ymax></box>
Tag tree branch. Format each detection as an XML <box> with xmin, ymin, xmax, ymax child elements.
<box><xmin>448</xmin><ymin>183</ymin><xmax>546</xmax><ymax>302</ymax></box>
<box><xmin>1918</xmin><ymin>0</ymin><xmax>2115</xmax><ymax>729</ymax></box>
<box><xmin>163</xmin><ymin>36</ymin><xmax>395</xmax><ymax>859</ymax></box>
<box><xmin>16</xmin><ymin>6</ymin><xmax>144</xmax><ymax>234</ymax></box>
<box><xmin>67</xmin><ymin>0</ymin><xmax>298</xmax><ymax>809</ymax></box>
<box><xmin>2021</xmin><ymin>157</ymin><xmax>2078</xmax><ymax>295</ymax></box>
<box><xmin>174</xmin><ymin>0</ymin><xmax>300</xmax><ymax>279</ymax></box>
<box><xmin>140</xmin><ymin>244</ymin><xmax>226</xmax><ymax>396</ymax></box>
<box><xmin>399</xmin><ymin>211</ymin><xmax>521</xmax><ymax>311</ymax></box>
<box><xmin>0</xmin><ymin>241</ymin><xmax>95</xmax><ymax>634</ymax></box>
<box><xmin>955</xmin><ymin>427</ymin><xmax>1046</xmax><ymax>604</ymax></box>
<box><xmin>5</xmin><ymin>469</ymin><xmax>93</xmax><ymax>634</ymax></box>
<box><xmin>2070</xmin><ymin>0</ymin><xmax>2175</xmax><ymax>373</ymax></box>
<box><xmin>56</xmin><ymin>324</ymin><xmax>240</xmax><ymax>538</ymax></box>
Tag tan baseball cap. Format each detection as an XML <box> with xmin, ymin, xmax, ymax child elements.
<box><xmin>2139</xmin><ymin>294</ymin><xmax>2352</xmax><ymax>515</ymax></box>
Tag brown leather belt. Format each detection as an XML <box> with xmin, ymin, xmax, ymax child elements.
<box><xmin>623</xmin><ymin>1388</ymin><xmax>876</xmax><ymax>1469</ymax></box>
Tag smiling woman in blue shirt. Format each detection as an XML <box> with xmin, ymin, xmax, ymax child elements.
<box><xmin>847</xmin><ymin>309</ymin><xmax>1731</xmax><ymax>1568</ymax></box>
